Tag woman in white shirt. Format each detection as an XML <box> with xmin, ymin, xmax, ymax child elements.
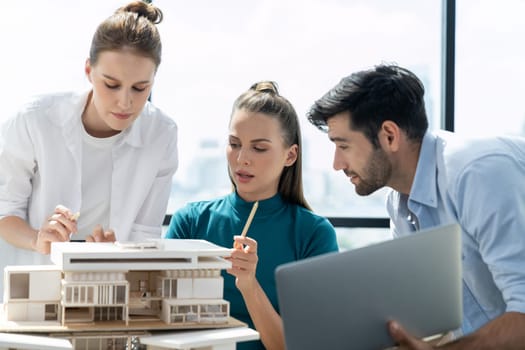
<box><xmin>0</xmin><ymin>1</ymin><xmax>178</xmax><ymax>267</ymax></box>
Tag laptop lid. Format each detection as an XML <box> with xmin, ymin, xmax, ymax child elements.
<box><xmin>275</xmin><ymin>223</ymin><xmax>462</xmax><ymax>350</ymax></box>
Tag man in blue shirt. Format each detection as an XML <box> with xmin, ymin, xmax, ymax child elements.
<box><xmin>306</xmin><ymin>64</ymin><xmax>525</xmax><ymax>349</ymax></box>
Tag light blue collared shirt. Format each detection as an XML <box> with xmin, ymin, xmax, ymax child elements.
<box><xmin>387</xmin><ymin>130</ymin><xmax>525</xmax><ymax>336</ymax></box>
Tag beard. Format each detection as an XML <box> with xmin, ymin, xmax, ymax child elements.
<box><xmin>354</xmin><ymin>147</ymin><xmax>391</xmax><ymax>196</ymax></box>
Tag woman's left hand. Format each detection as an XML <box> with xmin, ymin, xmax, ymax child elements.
<box><xmin>227</xmin><ymin>235</ymin><xmax>259</xmax><ymax>292</ymax></box>
<box><xmin>85</xmin><ymin>225</ymin><xmax>116</xmax><ymax>243</ymax></box>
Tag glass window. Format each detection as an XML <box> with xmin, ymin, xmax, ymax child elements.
<box><xmin>9</xmin><ymin>273</ymin><xmax>30</xmax><ymax>299</ymax></box>
<box><xmin>1</xmin><ymin>1</ymin><xmax>442</xmax><ymax>246</ymax></box>
<box><xmin>153</xmin><ymin>0</ymin><xmax>442</xmax><ymax>218</ymax></box>
<box><xmin>455</xmin><ymin>0</ymin><xmax>525</xmax><ymax>137</ymax></box>
<box><xmin>1</xmin><ymin>1</ymin><xmax>124</xmax><ymax>118</ymax></box>
<box><xmin>337</xmin><ymin>227</ymin><xmax>392</xmax><ymax>251</ymax></box>
<box><xmin>116</xmin><ymin>285</ymin><xmax>126</xmax><ymax>304</ymax></box>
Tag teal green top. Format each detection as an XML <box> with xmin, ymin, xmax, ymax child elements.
<box><xmin>165</xmin><ymin>192</ymin><xmax>339</xmax><ymax>350</ymax></box>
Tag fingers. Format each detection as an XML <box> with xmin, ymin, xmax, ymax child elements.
<box><xmin>229</xmin><ymin>250</ymin><xmax>258</xmax><ymax>270</ymax></box>
<box><xmin>86</xmin><ymin>226</ymin><xmax>116</xmax><ymax>242</ymax></box>
<box><xmin>36</xmin><ymin>205</ymin><xmax>79</xmax><ymax>254</ymax></box>
<box><xmin>49</xmin><ymin>205</ymin><xmax>78</xmax><ymax>238</ymax></box>
<box><xmin>34</xmin><ymin>229</ymin><xmax>65</xmax><ymax>255</ymax></box>
<box><xmin>103</xmin><ymin>229</ymin><xmax>116</xmax><ymax>242</ymax></box>
<box><xmin>389</xmin><ymin>321</ymin><xmax>409</xmax><ymax>344</ymax></box>
<box><xmin>228</xmin><ymin>236</ymin><xmax>262</xmax><ymax>292</ymax></box>
<box><xmin>93</xmin><ymin>225</ymin><xmax>104</xmax><ymax>241</ymax></box>
<box><xmin>227</xmin><ymin>236</ymin><xmax>259</xmax><ymax>285</ymax></box>
<box><xmin>89</xmin><ymin>225</ymin><xmax>105</xmax><ymax>242</ymax></box>
<box><xmin>232</xmin><ymin>235</ymin><xmax>257</xmax><ymax>253</ymax></box>
<box><xmin>54</xmin><ymin>204</ymin><xmax>73</xmax><ymax>217</ymax></box>
<box><xmin>230</xmin><ymin>237</ymin><xmax>258</xmax><ymax>270</ymax></box>
<box><xmin>54</xmin><ymin>205</ymin><xmax>80</xmax><ymax>223</ymax></box>
<box><xmin>48</xmin><ymin>215</ymin><xmax>75</xmax><ymax>240</ymax></box>
<box><xmin>43</xmin><ymin>217</ymin><xmax>71</xmax><ymax>241</ymax></box>
<box><xmin>388</xmin><ymin>321</ymin><xmax>431</xmax><ymax>350</ymax></box>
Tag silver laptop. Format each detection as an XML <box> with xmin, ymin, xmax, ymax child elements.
<box><xmin>275</xmin><ymin>223</ymin><xmax>462</xmax><ymax>350</ymax></box>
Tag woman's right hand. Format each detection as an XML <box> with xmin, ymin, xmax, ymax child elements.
<box><xmin>34</xmin><ymin>205</ymin><xmax>78</xmax><ymax>254</ymax></box>
<box><xmin>228</xmin><ymin>235</ymin><xmax>260</xmax><ymax>293</ymax></box>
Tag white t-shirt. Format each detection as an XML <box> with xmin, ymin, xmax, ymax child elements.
<box><xmin>76</xmin><ymin>127</ymin><xmax>122</xmax><ymax>239</ymax></box>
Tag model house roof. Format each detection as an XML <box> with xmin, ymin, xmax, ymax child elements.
<box><xmin>50</xmin><ymin>239</ymin><xmax>232</xmax><ymax>271</ymax></box>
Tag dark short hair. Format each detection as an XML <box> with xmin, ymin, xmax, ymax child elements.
<box><xmin>307</xmin><ymin>64</ymin><xmax>428</xmax><ymax>146</ymax></box>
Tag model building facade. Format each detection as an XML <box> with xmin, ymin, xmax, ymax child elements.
<box><xmin>3</xmin><ymin>239</ymin><xmax>231</xmax><ymax>328</ymax></box>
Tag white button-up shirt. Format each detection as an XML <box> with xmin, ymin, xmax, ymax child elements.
<box><xmin>0</xmin><ymin>90</ymin><xmax>178</xmax><ymax>269</ymax></box>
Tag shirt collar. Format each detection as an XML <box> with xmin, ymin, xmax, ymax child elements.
<box><xmin>409</xmin><ymin>131</ymin><xmax>438</xmax><ymax>208</ymax></box>
<box><xmin>229</xmin><ymin>191</ymin><xmax>285</xmax><ymax>216</ymax></box>
<box><xmin>57</xmin><ymin>90</ymin><xmax>145</xmax><ymax>148</ymax></box>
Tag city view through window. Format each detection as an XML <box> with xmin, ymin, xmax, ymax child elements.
<box><xmin>2</xmin><ymin>0</ymin><xmax>524</xmax><ymax>249</ymax></box>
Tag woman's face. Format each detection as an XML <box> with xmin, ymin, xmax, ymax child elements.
<box><xmin>84</xmin><ymin>50</ymin><xmax>156</xmax><ymax>137</ymax></box>
<box><xmin>227</xmin><ymin>109</ymin><xmax>297</xmax><ymax>202</ymax></box>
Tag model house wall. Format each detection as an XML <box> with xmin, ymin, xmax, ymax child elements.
<box><xmin>1</xmin><ymin>240</ymin><xmax>261</xmax><ymax>349</ymax></box>
<box><xmin>3</xmin><ymin>240</ymin><xmax>231</xmax><ymax>328</ymax></box>
<box><xmin>3</xmin><ymin>266</ymin><xmax>62</xmax><ymax>322</ymax></box>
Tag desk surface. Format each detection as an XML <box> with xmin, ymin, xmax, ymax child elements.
<box><xmin>0</xmin><ymin>332</ymin><xmax>73</xmax><ymax>350</ymax></box>
<box><xmin>140</xmin><ymin>327</ymin><xmax>260</xmax><ymax>348</ymax></box>
<box><xmin>0</xmin><ymin>327</ymin><xmax>260</xmax><ymax>350</ymax></box>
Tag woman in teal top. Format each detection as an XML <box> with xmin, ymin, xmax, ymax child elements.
<box><xmin>165</xmin><ymin>81</ymin><xmax>338</xmax><ymax>350</ymax></box>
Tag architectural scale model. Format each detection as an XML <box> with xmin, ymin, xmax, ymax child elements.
<box><xmin>1</xmin><ymin>239</ymin><xmax>259</xmax><ymax>349</ymax></box>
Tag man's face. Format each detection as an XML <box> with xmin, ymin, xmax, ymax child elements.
<box><xmin>327</xmin><ymin>111</ymin><xmax>391</xmax><ymax>196</ymax></box>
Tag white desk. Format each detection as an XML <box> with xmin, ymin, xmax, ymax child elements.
<box><xmin>0</xmin><ymin>332</ymin><xmax>73</xmax><ymax>350</ymax></box>
<box><xmin>139</xmin><ymin>327</ymin><xmax>260</xmax><ymax>350</ymax></box>
<box><xmin>0</xmin><ymin>327</ymin><xmax>259</xmax><ymax>350</ymax></box>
